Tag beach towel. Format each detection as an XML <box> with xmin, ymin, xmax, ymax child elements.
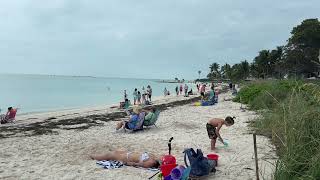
<box><xmin>96</xmin><ymin>160</ymin><xmax>124</xmax><ymax>169</ymax></box>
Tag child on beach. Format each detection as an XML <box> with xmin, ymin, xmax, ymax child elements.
<box><xmin>206</xmin><ymin>116</ymin><xmax>235</xmax><ymax>150</ymax></box>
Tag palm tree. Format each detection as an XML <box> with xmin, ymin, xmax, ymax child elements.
<box><xmin>221</xmin><ymin>63</ymin><xmax>232</xmax><ymax>79</ymax></box>
<box><xmin>209</xmin><ymin>63</ymin><xmax>220</xmax><ymax>79</ymax></box>
<box><xmin>198</xmin><ymin>70</ymin><xmax>201</xmax><ymax>79</ymax></box>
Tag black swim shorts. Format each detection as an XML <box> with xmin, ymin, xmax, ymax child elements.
<box><xmin>206</xmin><ymin>123</ymin><xmax>217</xmax><ymax>139</ymax></box>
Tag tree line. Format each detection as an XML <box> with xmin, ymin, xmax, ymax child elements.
<box><xmin>206</xmin><ymin>18</ymin><xmax>320</xmax><ymax>81</ymax></box>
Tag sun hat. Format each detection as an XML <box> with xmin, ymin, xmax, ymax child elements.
<box><xmin>132</xmin><ymin>106</ymin><xmax>142</xmax><ymax>114</ymax></box>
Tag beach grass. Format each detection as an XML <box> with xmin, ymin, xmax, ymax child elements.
<box><xmin>235</xmin><ymin>80</ymin><xmax>320</xmax><ymax>179</ymax></box>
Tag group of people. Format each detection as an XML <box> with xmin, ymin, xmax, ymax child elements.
<box><xmin>91</xmin><ymin>115</ymin><xmax>235</xmax><ymax>168</ymax></box>
<box><xmin>116</xmin><ymin>106</ymin><xmax>156</xmax><ymax>131</ymax></box>
<box><xmin>121</xmin><ymin>85</ymin><xmax>153</xmax><ymax>109</ymax></box>
<box><xmin>175</xmin><ymin>84</ymin><xmax>193</xmax><ymax>97</ymax></box>
<box><xmin>197</xmin><ymin>83</ymin><xmax>207</xmax><ymax>100</ymax></box>
<box><xmin>90</xmin><ymin>82</ymin><xmax>238</xmax><ymax>172</ymax></box>
<box><xmin>0</xmin><ymin>107</ymin><xmax>18</xmax><ymax>124</ymax></box>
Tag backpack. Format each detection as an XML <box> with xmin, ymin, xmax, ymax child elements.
<box><xmin>183</xmin><ymin>148</ymin><xmax>216</xmax><ymax>177</ymax></box>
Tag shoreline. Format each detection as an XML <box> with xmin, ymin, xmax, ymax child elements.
<box><xmin>0</xmin><ymin>93</ymin><xmax>203</xmax><ymax>139</ymax></box>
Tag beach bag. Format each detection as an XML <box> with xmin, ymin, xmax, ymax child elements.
<box><xmin>183</xmin><ymin>148</ymin><xmax>215</xmax><ymax>177</ymax></box>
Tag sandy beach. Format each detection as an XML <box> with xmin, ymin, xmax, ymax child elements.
<box><xmin>0</xmin><ymin>91</ymin><xmax>277</xmax><ymax>180</ymax></box>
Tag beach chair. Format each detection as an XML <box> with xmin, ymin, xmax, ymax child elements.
<box><xmin>143</xmin><ymin>110</ymin><xmax>160</xmax><ymax>128</ymax></box>
<box><xmin>124</xmin><ymin>112</ymin><xmax>145</xmax><ymax>132</ymax></box>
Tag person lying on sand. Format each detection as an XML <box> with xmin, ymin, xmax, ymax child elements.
<box><xmin>90</xmin><ymin>149</ymin><xmax>161</xmax><ymax>168</ymax></box>
<box><xmin>206</xmin><ymin>116</ymin><xmax>235</xmax><ymax>150</ymax></box>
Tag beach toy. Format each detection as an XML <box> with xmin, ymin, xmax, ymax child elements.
<box><xmin>170</xmin><ymin>165</ymin><xmax>185</xmax><ymax>180</ymax></box>
<box><xmin>161</xmin><ymin>137</ymin><xmax>177</xmax><ymax>177</ymax></box>
<box><xmin>181</xmin><ymin>167</ymin><xmax>191</xmax><ymax>180</ymax></box>
<box><xmin>161</xmin><ymin>164</ymin><xmax>177</xmax><ymax>177</ymax></box>
<box><xmin>207</xmin><ymin>154</ymin><xmax>219</xmax><ymax>166</ymax></box>
<box><xmin>223</xmin><ymin>139</ymin><xmax>229</xmax><ymax>147</ymax></box>
<box><xmin>194</xmin><ymin>102</ymin><xmax>201</xmax><ymax>106</ymax></box>
<box><xmin>162</xmin><ymin>155</ymin><xmax>176</xmax><ymax>165</ymax></box>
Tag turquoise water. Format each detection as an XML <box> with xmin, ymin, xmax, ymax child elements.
<box><xmin>0</xmin><ymin>74</ymin><xmax>194</xmax><ymax>114</ymax></box>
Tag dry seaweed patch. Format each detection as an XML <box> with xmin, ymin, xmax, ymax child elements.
<box><xmin>0</xmin><ymin>96</ymin><xmax>201</xmax><ymax>138</ymax></box>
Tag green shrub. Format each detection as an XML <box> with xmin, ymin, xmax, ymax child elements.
<box><xmin>250</xmin><ymin>84</ymin><xmax>320</xmax><ymax>179</ymax></box>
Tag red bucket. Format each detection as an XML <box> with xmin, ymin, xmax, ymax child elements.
<box><xmin>207</xmin><ymin>154</ymin><xmax>219</xmax><ymax>166</ymax></box>
<box><xmin>160</xmin><ymin>164</ymin><xmax>177</xmax><ymax>177</ymax></box>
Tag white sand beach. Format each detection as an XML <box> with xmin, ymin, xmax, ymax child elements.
<box><xmin>0</xmin><ymin>91</ymin><xmax>277</xmax><ymax>180</ymax></box>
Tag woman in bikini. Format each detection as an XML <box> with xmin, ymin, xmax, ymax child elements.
<box><xmin>90</xmin><ymin>150</ymin><xmax>161</xmax><ymax>168</ymax></box>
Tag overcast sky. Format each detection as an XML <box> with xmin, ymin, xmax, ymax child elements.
<box><xmin>0</xmin><ymin>0</ymin><xmax>318</xmax><ymax>79</ymax></box>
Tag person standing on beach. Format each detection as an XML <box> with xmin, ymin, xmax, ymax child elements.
<box><xmin>184</xmin><ymin>84</ymin><xmax>188</xmax><ymax>97</ymax></box>
<box><xmin>206</xmin><ymin>116</ymin><xmax>235</xmax><ymax>150</ymax></box>
<box><xmin>179</xmin><ymin>84</ymin><xmax>183</xmax><ymax>95</ymax></box>
<box><xmin>175</xmin><ymin>86</ymin><xmax>179</xmax><ymax>95</ymax></box>
<box><xmin>200</xmin><ymin>84</ymin><xmax>206</xmax><ymax>100</ymax></box>
<box><xmin>124</xmin><ymin>90</ymin><xmax>128</xmax><ymax>101</ymax></box>
<box><xmin>164</xmin><ymin>87</ymin><xmax>168</xmax><ymax>96</ymax></box>
<box><xmin>137</xmin><ymin>91</ymin><xmax>141</xmax><ymax>104</ymax></box>
<box><xmin>147</xmin><ymin>85</ymin><xmax>152</xmax><ymax>101</ymax></box>
<box><xmin>133</xmin><ymin>88</ymin><xmax>138</xmax><ymax>105</ymax></box>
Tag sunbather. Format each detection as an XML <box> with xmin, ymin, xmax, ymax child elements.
<box><xmin>90</xmin><ymin>149</ymin><xmax>161</xmax><ymax>168</ymax></box>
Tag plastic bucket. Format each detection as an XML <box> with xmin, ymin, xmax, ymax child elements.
<box><xmin>207</xmin><ymin>154</ymin><xmax>219</xmax><ymax>166</ymax></box>
<box><xmin>160</xmin><ymin>164</ymin><xmax>177</xmax><ymax>177</ymax></box>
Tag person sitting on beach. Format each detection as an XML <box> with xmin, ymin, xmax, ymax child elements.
<box><xmin>142</xmin><ymin>108</ymin><xmax>156</xmax><ymax>125</ymax></box>
<box><xmin>116</xmin><ymin>106</ymin><xmax>142</xmax><ymax>130</ymax></box>
<box><xmin>90</xmin><ymin>149</ymin><xmax>161</xmax><ymax>168</ymax></box>
<box><xmin>0</xmin><ymin>107</ymin><xmax>18</xmax><ymax>124</ymax></box>
<box><xmin>206</xmin><ymin>116</ymin><xmax>235</xmax><ymax>150</ymax></box>
<box><xmin>188</xmin><ymin>88</ymin><xmax>193</xmax><ymax>95</ymax></box>
<box><xmin>209</xmin><ymin>86</ymin><xmax>215</xmax><ymax>101</ymax></box>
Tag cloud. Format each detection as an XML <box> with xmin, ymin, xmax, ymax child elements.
<box><xmin>0</xmin><ymin>0</ymin><xmax>319</xmax><ymax>79</ymax></box>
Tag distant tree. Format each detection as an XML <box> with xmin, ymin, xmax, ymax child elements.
<box><xmin>221</xmin><ymin>63</ymin><xmax>232</xmax><ymax>79</ymax></box>
<box><xmin>175</xmin><ymin>77</ymin><xmax>179</xmax><ymax>81</ymax></box>
<box><xmin>229</xmin><ymin>60</ymin><xmax>250</xmax><ymax>81</ymax></box>
<box><xmin>208</xmin><ymin>63</ymin><xmax>221</xmax><ymax>79</ymax></box>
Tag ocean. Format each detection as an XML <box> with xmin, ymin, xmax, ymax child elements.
<box><xmin>0</xmin><ymin>74</ymin><xmax>195</xmax><ymax>114</ymax></box>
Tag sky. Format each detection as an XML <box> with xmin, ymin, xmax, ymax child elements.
<box><xmin>0</xmin><ymin>0</ymin><xmax>319</xmax><ymax>79</ymax></box>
